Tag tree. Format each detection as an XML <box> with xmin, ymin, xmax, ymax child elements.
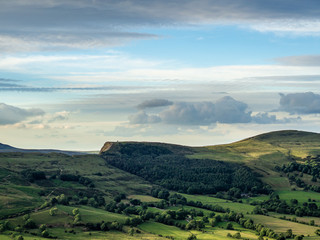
<box><xmin>294</xmin><ymin>235</ymin><xmax>304</xmax><ymax>240</ymax></box>
<box><xmin>23</xmin><ymin>214</ymin><xmax>30</xmax><ymax>221</ymax></box>
<box><xmin>130</xmin><ymin>199</ymin><xmax>141</xmax><ymax>206</ymax></box>
<box><xmin>57</xmin><ymin>194</ymin><xmax>68</xmax><ymax>205</ymax></box>
<box><xmin>226</xmin><ymin>222</ymin><xmax>233</xmax><ymax>230</ymax></box>
<box><xmin>285</xmin><ymin>229</ymin><xmax>293</xmax><ymax>238</ymax></box>
<box><xmin>233</xmin><ymin>232</ymin><xmax>241</xmax><ymax>239</ymax></box>
<box><xmin>39</xmin><ymin>224</ymin><xmax>46</xmax><ymax>232</ymax></box>
<box><xmin>74</xmin><ymin>214</ymin><xmax>81</xmax><ymax>224</ymax></box>
<box><xmin>100</xmin><ymin>222</ymin><xmax>108</xmax><ymax>231</ymax></box>
<box><xmin>41</xmin><ymin>230</ymin><xmax>50</xmax><ymax>238</ymax></box>
<box><xmin>24</xmin><ymin>219</ymin><xmax>37</xmax><ymax>229</ymax></box>
<box><xmin>187</xmin><ymin>234</ymin><xmax>197</xmax><ymax>240</ymax></box>
<box><xmin>315</xmin><ymin>229</ymin><xmax>320</xmax><ymax>236</ymax></box>
<box><xmin>110</xmin><ymin>221</ymin><xmax>123</xmax><ymax>231</ymax></box>
<box><xmin>15</xmin><ymin>226</ymin><xmax>23</xmax><ymax>233</ymax></box>
<box><xmin>49</xmin><ymin>207</ymin><xmax>58</xmax><ymax>216</ymax></box>
<box><xmin>72</xmin><ymin>208</ymin><xmax>80</xmax><ymax>216</ymax></box>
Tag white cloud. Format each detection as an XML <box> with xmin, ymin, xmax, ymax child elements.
<box><xmin>250</xmin><ymin>19</ymin><xmax>320</xmax><ymax>36</ymax></box>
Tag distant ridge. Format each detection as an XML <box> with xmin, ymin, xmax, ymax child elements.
<box><xmin>244</xmin><ymin>130</ymin><xmax>319</xmax><ymax>141</ymax></box>
<box><xmin>0</xmin><ymin>143</ymin><xmax>86</xmax><ymax>155</ymax></box>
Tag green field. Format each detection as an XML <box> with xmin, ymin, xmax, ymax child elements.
<box><xmin>127</xmin><ymin>195</ymin><xmax>161</xmax><ymax>203</ymax></box>
<box><xmin>0</xmin><ymin>228</ymin><xmax>168</xmax><ymax>240</ymax></box>
<box><xmin>249</xmin><ymin>214</ymin><xmax>319</xmax><ymax>235</ymax></box>
<box><xmin>139</xmin><ymin>221</ymin><xmax>269</xmax><ymax>240</ymax></box>
<box><xmin>181</xmin><ymin>193</ymin><xmax>255</xmax><ymax>213</ymax></box>
<box><xmin>275</xmin><ymin>190</ymin><xmax>320</xmax><ymax>204</ymax></box>
<box><xmin>139</xmin><ymin>221</ymin><xmax>191</xmax><ymax>239</ymax></box>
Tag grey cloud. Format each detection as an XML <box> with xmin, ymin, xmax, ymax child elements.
<box><xmin>0</xmin><ymin>32</ymin><xmax>157</xmax><ymax>53</ymax></box>
<box><xmin>130</xmin><ymin>96</ymin><xmax>298</xmax><ymax>126</ymax></box>
<box><xmin>0</xmin><ymin>78</ymin><xmax>24</xmax><ymax>88</ymax></box>
<box><xmin>160</xmin><ymin>96</ymin><xmax>251</xmax><ymax>125</ymax></box>
<box><xmin>252</xmin><ymin>112</ymin><xmax>300</xmax><ymax>124</ymax></box>
<box><xmin>0</xmin><ymin>84</ymin><xmax>144</xmax><ymax>92</ymax></box>
<box><xmin>137</xmin><ymin>99</ymin><xmax>173</xmax><ymax>109</ymax></box>
<box><xmin>0</xmin><ymin>103</ymin><xmax>45</xmax><ymax>125</ymax></box>
<box><xmin>160</xmin><ymin>102</ymin><xmax>216</xmax><ymax>125</ymax></box>
<box><xmin>128</xmin><ymin>111</ymin><xmax>161</xmax><ymax>124</ymax></box>
<box><xmin>252</xmin><ymin>113</ymin><xmax>277</xmax><ymax>124</ymax></box>
<box><xmin>2</xmin><ymin>1</ymin><xmax>319</xmax><ymax>27</ymax></box>
<box><xmin>1</xmin><ymin>0</ymin><xmax>320</xmax><ymax>52</ymax></box>
<box><xmin>0</xmin><ymin>79</ymin><xmax>22</xmax><ymax>88</ymax></box>
<box><xmin>276</xmin><ymin>55</ymin><xmax>320</xmax><ymax>66</ymax></box>
<box><xmin>242</xmin><ymin>75</ymin><xmax>320</xmax><ymax>82</ymax></box>
<box><xmin>279</xmin><ymin>92</ymin><xmax>320</xmax><ymax>114</ymax></box>
<box><xmin>214</xmin><ymin>96</ymin><xmax>251</xmax><ymax>123</ymax></box>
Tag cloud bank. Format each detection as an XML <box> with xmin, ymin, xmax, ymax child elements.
<box><xmin>279</xmin><ymin>92</ymin><xmax>320</xmax><ymax>114</ymax></box>
<box><xmin>130</xmin><ymin>96</ymin><xmax>291</xmax><ymax>126</ymax></box>
<box><xmin>0</xmin><ymin>103</ymin><xmax>44</xmax><ymax>125</ymax></box>
<box><xmin>276</xmin><ymin>55</ymin><xmax>320</xmax><ymax>66</ymax></box>
<box><xmin>1</xmin><ymin>0</ymin><xmax>320</xmax><ymax>52</ymax></box>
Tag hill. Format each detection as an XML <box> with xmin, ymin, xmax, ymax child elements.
<box><xmin>0</xmin><ymin>143</ymin><xmax>86</xmax><ymax>155</ymax></box>
<box><xmin>2</xmin><ymin>130</ymin><xmax>320</xmax><ymax>239</ymax></box>
<box><xmin>187</xmin><ymin>130</ymin><xmax>320</xmax><ymax>190</ymax></box>
<box><xmin>100</xmin><ymin>141</ymin><xmax>270</xmax><ymax>195</ymax></box>
<box><xmin>0</xmin><ymin>143</ymin><xmax>18</xmax><ymax>151</ymax></box>
<box><xmin>0</xmin><ymin>152</ymin><xmax>152</xmax><ymax>219</ymax></box>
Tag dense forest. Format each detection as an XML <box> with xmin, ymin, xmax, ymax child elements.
<box><xmin>101</xmin><ymin>143</ymin><xmax>270</xmax><ymax>195</ymax></box>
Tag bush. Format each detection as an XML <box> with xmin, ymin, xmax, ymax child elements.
<box><xmin>16</xmin><ymin>235</ymin><xmax>24</xmax><ymax>240</ymax></box>
<box><xmin>187</xmin><ymin>234</ymin><xmax>197</xmax><ymax>240</ymax></box>
<box><xmin>49</xmin><ymin>207</ymin><xmax>58</xmax><ymax>216</ymax></box>
<box><xmin>41</xmin><ymin>230</ymin><xmax>50</xmax><ymax>238</ymax></box>
<box><xmin>14</xmin><ymin>226</ymin><xmax>23</xmax><ymax>233</ymax></box>
<box><xmin>24</xmin><ymin>219</ymin><xmax>37</xmax><ymax>229</ymax></box>
<box><xmin>39</xmin><ymin>224</ymin><xmax>46</xmax><ymax>232</ymax></box>
<box><xmin>226</xmin><ymin>222</ymin><xmax>233</xmax><ymax>230</ymax></box>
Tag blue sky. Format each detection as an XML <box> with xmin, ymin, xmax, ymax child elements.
<box><xmin>1</xmin><ymin>0</ymin><xmax>320</xmax><ymax>150</ymax></box>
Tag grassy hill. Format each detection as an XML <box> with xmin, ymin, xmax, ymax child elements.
<box><xmin>2</xmin><ymin>130</ymin><xmax>320</xmax><ymax>239</ymax></box>
<box><xmin>188</xmin><ymin>130</ymin><xmax>320</xmax><ymax>190</ymax></box>
<box><xmin>0</xmin><ymin>152</ymin><xmax>152</xmax><ymax>219</ymax></box>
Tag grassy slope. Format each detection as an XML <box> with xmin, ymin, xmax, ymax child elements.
<box><xmin>0</xmin><ymin>152</ymin><xmax>152</xmax><ymax>218</ymax></box>
<box><xmin>249</xmin><ymin>214</ymin><xmax>318</xmax><ymax>236</ymax></box>
<box><xmin>180</xmin><ymin>193</ymin><xmax>255</xmax><ymax>213</ymax></box>
<box><xmin>139</xmin><ymin>221</ymin><xmax>268</xmax><ymax>240</ymax></box>
<box><xmin>2</xmin><ymin>130</ymin><xmax>320</xmax><ymax>239</ymax></box>
<box><xmin>179</xmin><ymin>192</ymin><xmax>320</xmax><ymax>237</ymax></box>
<box><xmin>189</xmin><ymin>130</ymin><xmax>320</xmax><ymax>190</ymax></box>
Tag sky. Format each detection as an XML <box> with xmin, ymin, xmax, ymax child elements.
<box><xmin>1</xmin><ymin>0</ymin><xmax>320</xmax><ymax>150</ymax></box>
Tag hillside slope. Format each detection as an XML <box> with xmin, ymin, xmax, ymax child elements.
<box><xmin>0</xmin><ymin>152</ymin><xmax>152</xmax><ymax>218</ymax></box>
<box><xmin>189</xmin><ymin>130</ymin><xmax>320</xmax><ymax>189</ymax></box>
<box><xmin>2</xmin><ymin>131</ymin><xmax>320</xmax><ymax>239</ymax></box>
<box><xmin>100</xmin><ymin>130</ymin><xmax>320</xmax><ymax>191</ymax></box>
